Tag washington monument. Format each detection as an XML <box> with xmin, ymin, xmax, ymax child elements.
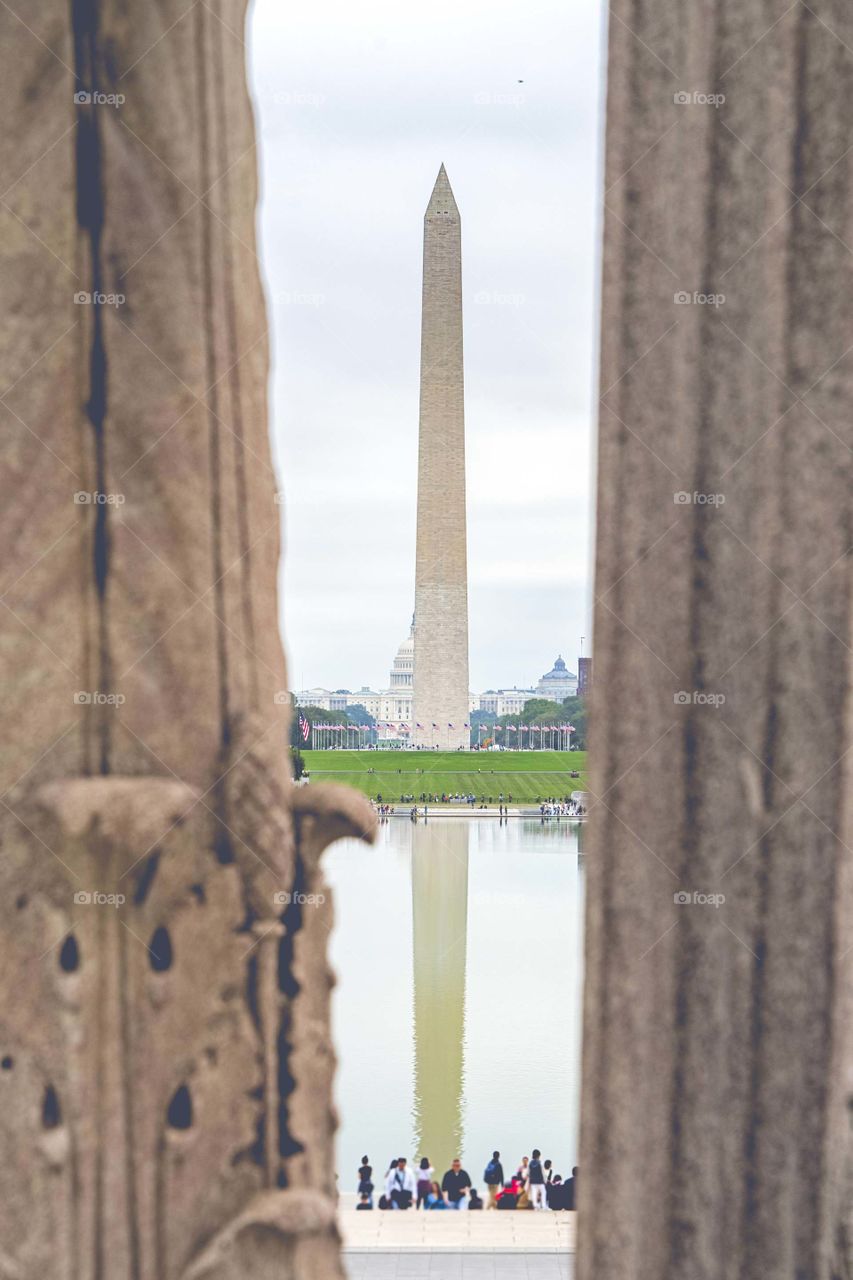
<box><xmin>412</xmin><ymin>165</ymin><xmax>470</xmax><ymax>751</ymax></box>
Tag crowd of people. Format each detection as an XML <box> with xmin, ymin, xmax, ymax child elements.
<box><xmin>372</xmin><ymin>792</ymin><xmax>512</xmax><ymax>807</ymax></box>
<box><xmin>369</xmin><ymin>793</ymin><xmax>586</xmax><ymax>816</ymax></box>
<box><xmin>540</xmin><ymin>798</ymin><xmax>586</xmax><ymax>817</ymax></box>
<box><xmin>354</xmin><ymin>1152</ymin><xmax>578</xmax><ymax>1212</ymax></box>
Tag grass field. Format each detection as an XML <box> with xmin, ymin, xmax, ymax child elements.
<box><xmin>298</xmin><ymin>750</ymin><xmax>588</xmax><ymax>806</ymax></box>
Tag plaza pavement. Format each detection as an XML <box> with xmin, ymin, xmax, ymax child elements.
<box><xmin>341</xmin><ymin>1208</ymin><xmax>575</xmax><ymax>1280</ymax></box>
<box><xmin>344</xmin><ymin>1252</ymin><xmax>573</xmax><ymax>1279</ymax></box>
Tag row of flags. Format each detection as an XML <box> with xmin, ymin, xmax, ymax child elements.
<box><xmin>299</xmin><ymin>718</ymin><xmax>575</xmax><ymax>736</ymax></box>
<box><xmin>305</xmin><ymin>722</ymin><xmax>472</xmax><ymax>731</ymax></box>
<box><xmin>493</xmin><ymin>723</ymin><xmax>576</xmax><ymax>732</ymax></box>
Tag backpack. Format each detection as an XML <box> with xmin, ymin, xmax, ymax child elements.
<box><xmin>484</xmin><ymin>1158</ymin><xmax>501</xmax><ymax>1185</ymax></box>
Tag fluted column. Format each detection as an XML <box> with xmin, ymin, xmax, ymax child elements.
<box><xmin>579</xmin><ymin>5</ymin><xmax>853</xmax><ymax>1279</ymax></box>
<box><xmin>0</xmin><ymin>4</ymin><xmax>374</xmax><ymax>1275</ymax></box>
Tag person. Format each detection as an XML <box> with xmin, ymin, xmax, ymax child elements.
<box><xmin>416</xmin><ymin>1156</ymin><xmax>434</xmax><ymax>1209</ymax></box>
<box><xmin>357</xmin><ymin>1155</ymin><xmax>373</xmax><ymax>1208</ymax></box>
<box><xmin>356</xmin><ymin>1193</ymin><xmax>372</xmax><ymax>1210</ymax></box>
<box><xmin>441</xmin><ymin>1157</ymin><xmax>472</xmax><ymax>1209</ymax></box>
<box><xmin>528</xmin><ymin>1149</ymin><xmax>547</xmax><ymax>1210</ymax></box>
<box><xmin>496</xmin><ymin>1179</ymin><xmax>519</xmax><ymax>1209</ymax></box>
<box><xmin>381</xmin><ymin>1159</ymin><xmax>398</xmax><ymax>1209</ymax></box>
<box><xmin>565</xmin><ymin>1166</ymin><xmax>579</xmax><ymax>1211</ymax></box>
<box><xmin>483</xmin><ymin>1150</ymin><xmax>504</xmax><ymax>1209</ymax></box>
<box><xmin>425</xmin><ymin>1180</ymin><xmax>447</xmax><ymax>1209</ymax></box>
<box><xmin>381</xmin><ymin>1162</ymin><xmax>399</xmax><ymax>1208</ymax></box>
<box><xmin>515</xmin><ymin>1155</ymin><xmax>530</xmax><ymax>1207</ymax></box>
<box><xmin>546</xmin><ymin>1175</ymin><xmax>564</xmax><ymax>1210</ymax></box>
<box><xmin>468</xmin><ymin>1188</ymin><xmax>483</xmax><ymax>1209</ymax></box>
<box><xmin>390</xmin><ymin>1156</ymin><xmax>415</xmax><ymax>1209</ymax></box>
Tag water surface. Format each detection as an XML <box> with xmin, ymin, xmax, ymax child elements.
<box><xmin>326</xmin><ymin>817</ymin><xmax>585</xmax><ymax>1188</ymax></box>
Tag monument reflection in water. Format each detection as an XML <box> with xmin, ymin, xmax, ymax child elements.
<box><xmin>411</xmin><ymin>823</ymin><xmax>469</xmax><ymax>1173</ymax></box>
<box><xmin>327</xmin><ymin>817</ymin><xmax>584</xmax><ymax>1183</ymax></box>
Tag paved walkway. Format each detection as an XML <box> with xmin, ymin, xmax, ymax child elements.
<box><xmin>340</xmin><ymin>1208</ymin><xmax>575</xmax><ymax>1253</ymax></box>
<box><xmin>344</xmin><ymin>1252</ymin><xmax>573</xmax><ymax>1279</ymax></box>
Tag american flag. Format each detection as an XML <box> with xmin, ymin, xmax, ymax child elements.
<box><xmin>298</xmin><ymin>713</ymin><xmax>310</xmax><ymax>742</ymax></box>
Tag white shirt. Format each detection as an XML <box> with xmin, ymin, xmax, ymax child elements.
<box><xmin>386</xmin><ymin>1165</ymin><xmax>416</xmax><ymax>1196</ymax></box>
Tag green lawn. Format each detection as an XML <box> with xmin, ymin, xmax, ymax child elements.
<box><xmin>297</xmin><ymin>749</ymin><xmax>588</xmax><ymax>806</ymax></box>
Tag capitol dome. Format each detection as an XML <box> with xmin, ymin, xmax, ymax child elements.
<box><xmin>389</xmin><ymin>620</ymin><xmax>415</xmax><ymax>688</ymax></box>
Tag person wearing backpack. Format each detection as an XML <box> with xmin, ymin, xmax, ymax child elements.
<box><xmin>483</xmin><ymin>1150</ymin><xmax>504</xmax><ymax>1209</ymax></box>
<box><xmin>390</xmin><ymin>1156</ymin><xmax>416</xmax><ymax>1209</ymax></box>
<box><xmin>528</xmin><ymin>1149</ymin><xmax>547</xmax><ymax>1210</ymax></box>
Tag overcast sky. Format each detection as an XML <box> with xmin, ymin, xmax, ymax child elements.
<box><xmin>249</xmin><ymin>0</ymin><xmax>604</xmax><ymax>694</ymax></box>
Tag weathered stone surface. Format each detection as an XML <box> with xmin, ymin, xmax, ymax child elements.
<box><xmin>0</xmin><ymin>3</ymin><xmax>376</xmax><ymax>1275</ymax></box>
<box><xmin>579</xmin><ymin>4</ymin><xmax>853</xmax><ymax>1279</ymax></box>
<box><xmin>1</xmin><ymin>0</ymin><xmax>283</xmax><ymax>791</ymax></box>
<box><xmin>412</xmin><ymin>165</ymin><xmax>470</xmax><ymax>752</ymax></box>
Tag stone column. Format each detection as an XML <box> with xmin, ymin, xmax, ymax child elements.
<box><xmin>1</xmin><ymin>3</ymin><xmax>374</xmax><ymax>1276</ymax></box>
<box><xmin>580</xmin><ymin>4</ymin><xmax>853</xmax><ymax>1279</ymax></box>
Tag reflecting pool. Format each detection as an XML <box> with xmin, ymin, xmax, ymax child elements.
<box><xmin>326</xmin><ymin>817</ymin><xmax>585</xmax><ymax>1187</ymax></box>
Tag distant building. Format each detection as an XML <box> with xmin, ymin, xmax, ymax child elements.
<box><xmin>296</xmin><ymin>647</ymin><xmax>577</xmax><ymax>732</ymax></box>
<box><xmin>577</xmin><ymin>656</ymin><xmax>592</xmax><ymax>697</ymax></box>
<box><xmin>536</xmin><ymin>655</ymin><xmax>578</xmax><ymax>701</ymax></box>
<box><xmin>295</xmin><ymin>630</ymin><xmax>415</xmax><ymax>740</ymax></box>
<box><xmin>477</xmin><ymin>688</ymin><xmax>537</xmax><ymax>716</ymax></box>
<box><xmin>292</xmin><ymin>687</ymin><xmax>349</xmax><ymax>712</ymax></box>
<box><xmin>388</xmin><ymin>621</ymin><xmax>415</xmax><ymax>692</ymax></box>
<box><xmin>344</xmin><ymin>687</ymin><xmax>383</xmax><ymax>718</ymax></box>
